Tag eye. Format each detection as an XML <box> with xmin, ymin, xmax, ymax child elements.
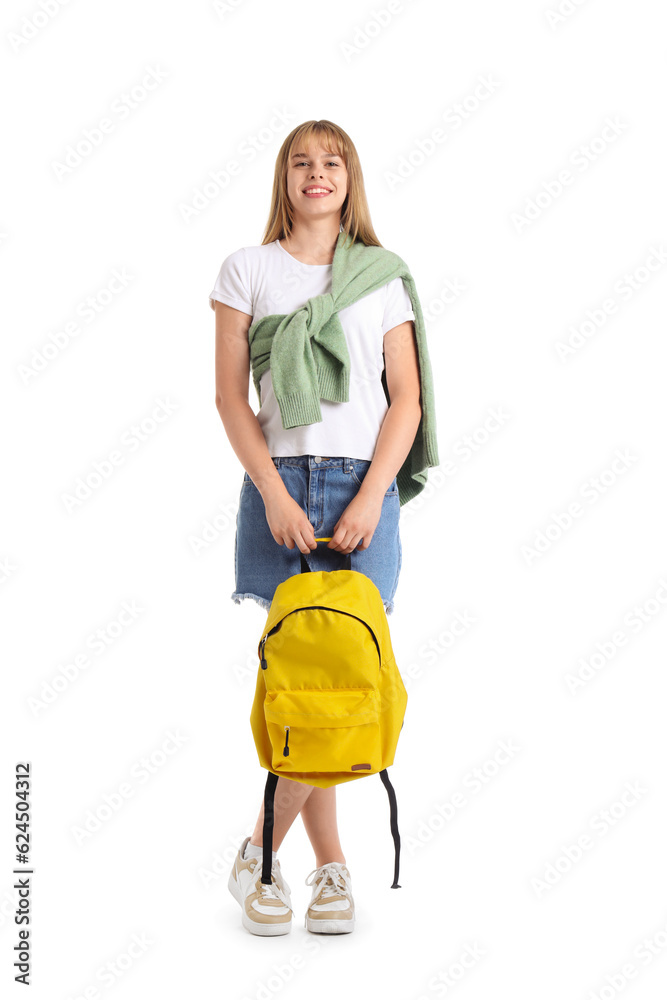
<box><xmin>295</xmin><ymin>160</ymin><xmax>341</xmax><ymax>167</ymax></box>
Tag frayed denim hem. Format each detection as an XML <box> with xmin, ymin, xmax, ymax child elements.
<box><xmin>232</xmin><ymin>591</ymin><xmax>394</xmax><ymax>615</ymax></box>
<box><xmin>231</xmin><ymin>592</ymin><xmax>272</xmax><ymax>612</ymax></box>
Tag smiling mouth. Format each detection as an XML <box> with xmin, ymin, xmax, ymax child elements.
<box><xmin>303</xmin><ymin>187</ymin><xmax>332</xmax><ymax>195</ymax></box>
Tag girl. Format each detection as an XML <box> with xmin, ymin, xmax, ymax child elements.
<box><xmin>209</xmin><ymin>120</ymin><xmax>433</xmax><ymax>936</ymax></box>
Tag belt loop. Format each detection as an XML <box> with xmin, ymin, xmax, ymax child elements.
<box><xmin>272</xmin><ymin>457</ymin><xmax>281</xmax><ymax>468</ymax></box>
<box><xmin>344</xmin><ymin>457</ymin><xmax>352</xmax><ymax>474</ymax></box>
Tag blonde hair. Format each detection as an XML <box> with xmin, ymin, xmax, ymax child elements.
<box><xmin>260</xmin><ymin>120</ymin><xmax>383</xmax><ymax>249</ymax></box>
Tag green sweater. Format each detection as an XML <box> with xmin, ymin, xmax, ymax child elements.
<box><xmin>248</xmin><ymin>231</ymin><xmax>439</xmax><ymax>507</ymax></box>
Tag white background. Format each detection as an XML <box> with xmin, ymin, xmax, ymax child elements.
<box><xmin>2</xmin><ymin>0</ymin><xmax>667</xmax><ymax>997</ymax></box>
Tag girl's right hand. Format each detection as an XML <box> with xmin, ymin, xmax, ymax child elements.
<box><xmin>263</xmin><ymin>490</ymin><xmax>318</xmax><ymax>554</ymax></box>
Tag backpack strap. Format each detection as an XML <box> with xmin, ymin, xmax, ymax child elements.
<box><xmin>379</xmin><ymin>769</ymin><xmax>402</xmax><ymax>888</ymax></box>
<box><xmin>261</xmin><ymin>770</ymin><xmax>279</xmax><ymax>884</ymax></box>
<box><xmin>263</xmin><ymin>768</ymin><xmax>402</xmax><ymax>887</ymax></box>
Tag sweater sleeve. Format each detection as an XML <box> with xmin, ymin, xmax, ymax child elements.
<box><xmin>381</xmin><ymin>276</ymin><xmax>415</xmax><ymax>336</ymax></box>
<box><xmin>208</xmin><ymin>247</ymin><xmax>253</xmax><ymax>315</ymax></box>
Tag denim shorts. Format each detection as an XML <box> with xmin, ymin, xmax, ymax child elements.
<box><xmin>232</xmin><ymin>455</ymin><xmax>401</xmax><ymax>615</ymax></box>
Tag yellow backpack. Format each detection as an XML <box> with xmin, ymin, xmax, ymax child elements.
<box><xmin>250</xmin><ymin>540</ymin><xmax>408</xmax><ymax>889</ymax></box>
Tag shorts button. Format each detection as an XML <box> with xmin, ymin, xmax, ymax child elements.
<box><xmin>314</xmin><ymin>456</ymin><xmax>322</xmax><ymax>463</ymax></box>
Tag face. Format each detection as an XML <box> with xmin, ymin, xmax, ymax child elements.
<box><xmin>285</xmin><ymin>140</ymin><xmax>348</xmax><ymax>222</ymax></box>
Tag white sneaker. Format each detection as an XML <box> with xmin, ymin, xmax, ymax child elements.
<box><xmin>228</xmin><ymin>836</ymin><xmax>293</xmax><ymax>936</ymax></box>
<box><xmin>304</xmin><ymin>862</ymin><xmax>355</xmax><ymax>934</ymax></box>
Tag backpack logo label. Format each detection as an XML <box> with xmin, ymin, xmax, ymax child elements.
<box><xmin>351</xmin><ymin>763</ymin><xmax>371</xmax><ymax>771</ymax></box>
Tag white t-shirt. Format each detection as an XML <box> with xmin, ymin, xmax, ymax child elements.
<box><xmin>208</xmin><ymin>238</ymin><xmax>415</xmax><ymax>460</ymax></box>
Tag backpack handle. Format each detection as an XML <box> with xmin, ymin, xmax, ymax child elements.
<box><xmin>300</xmin><ymin>537</ymin><xmax>352</xmax><ymax>573</ymax></box>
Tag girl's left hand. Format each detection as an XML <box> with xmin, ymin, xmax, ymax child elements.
<box><xmin>327</xmin><ymin>491</ymin><xmax>384</xmax><ymax>553</ymax></box>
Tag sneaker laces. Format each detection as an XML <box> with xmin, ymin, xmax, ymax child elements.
<box><xmin>249</xmin><ymin>859</ymin><xmax>292</xmax><ymax>910</ymax></box>
<box><xmin>305</xmin><ymin>862</ymin><xmax>351</xmax><ymax>899</ymax></box>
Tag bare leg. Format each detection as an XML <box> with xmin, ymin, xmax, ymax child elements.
<box><xmin>299</xmin><ymin>786</ymin><xmax>346</xmax><ymax>867</ymax></box>
<box><xmin>249</xmin><ymin>779</ymin><xmax>346</xmax><ymax>866</ymax></box>
<box><xmin>250</xmin><ymin>776</ymin><xmax>316</xmax><ymax>850</ymax></box>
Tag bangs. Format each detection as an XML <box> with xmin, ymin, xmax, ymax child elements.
<box><xmin>290</xmin><ymin>123</ymin><xmax>346</xmax><ymax>164</ymax></box>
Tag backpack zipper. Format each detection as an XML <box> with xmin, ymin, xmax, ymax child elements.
<box><xmin>259</xmin><ymin>623</ymin><xmax>282</xmax><ymax>669</ymax></box>
<box><xmin>258</xmin><ymin>606</ymin><xmax>382</xmax><ymax>671</ymax></box>
<box><xmin>283</xmin><ymin>726</ymin><xmax>290</xmax><ymax>756</ymax></box>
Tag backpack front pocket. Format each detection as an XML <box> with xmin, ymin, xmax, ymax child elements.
<box><xmin>264</xmin><ymin>689</ymin><xmax>382</xmax><ymax>775</ymax></box>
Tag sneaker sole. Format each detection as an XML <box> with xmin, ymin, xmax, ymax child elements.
<box><xmin>305</xmin><ymin>914</ymin><xmax>355</xmax><ymax>934</ymax></box>
<box><xmin>228</xmin><ymin>868</ymin><xmax>292</xmax><ymax>936</ymax></box>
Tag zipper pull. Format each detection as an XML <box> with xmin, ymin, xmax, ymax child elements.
<box><xmin>283</xmin><ymin>726</ymin><xmax>290</xmax><ymax>757</ymax></box>
<box><xmin>259</xmin><ymin>621</ymin><xmax>283</xmax><ymax>669</ymax></box>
